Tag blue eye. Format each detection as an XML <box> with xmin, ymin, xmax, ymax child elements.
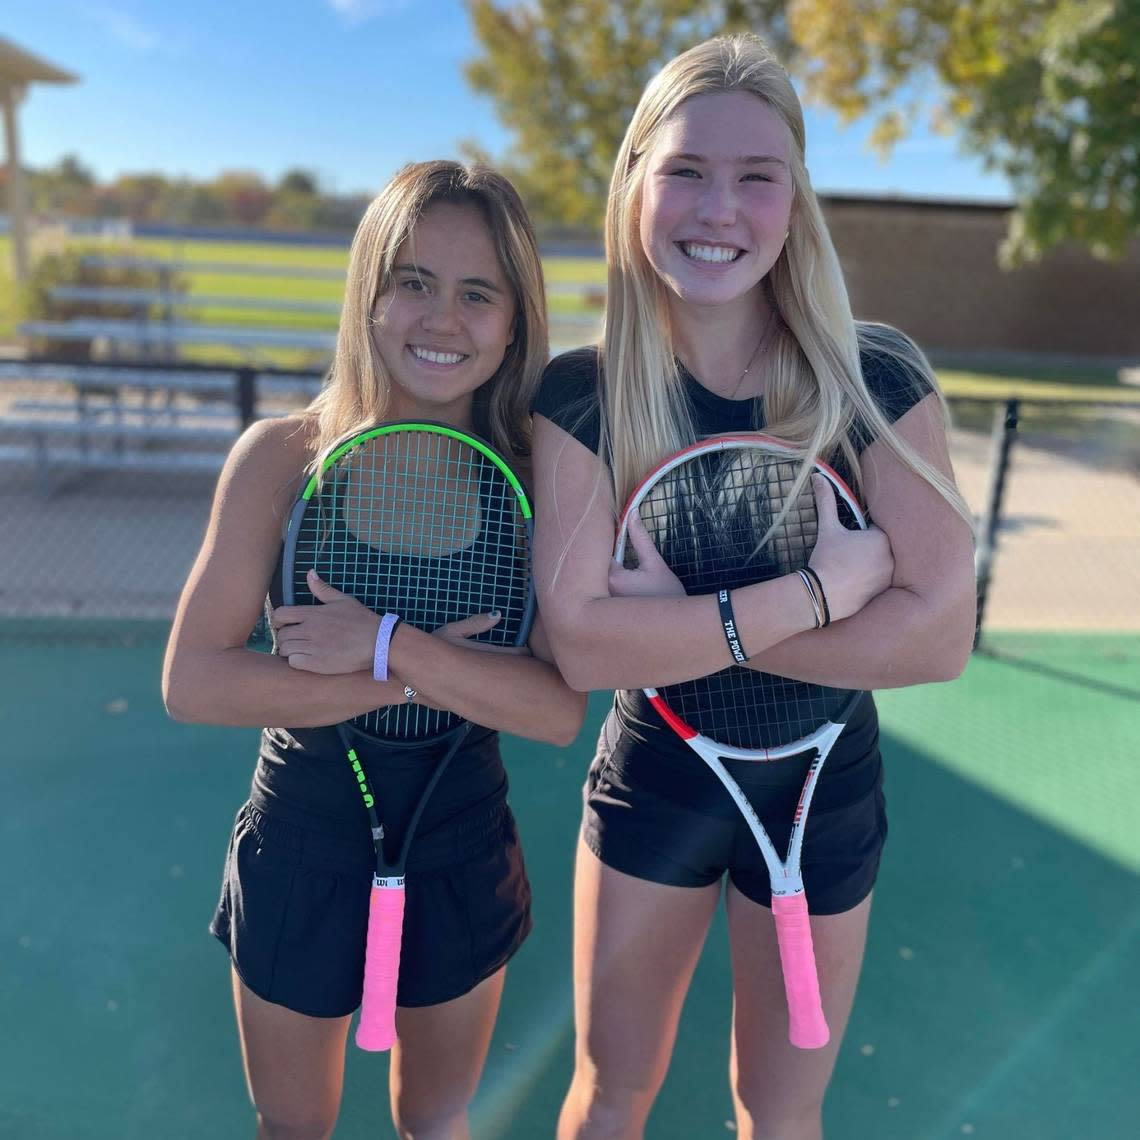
<box><xmin>670</xmin><ymin>167</ymin><xmax>700</xmax><ymax>179</ymax></box>
<box><xmin>464</xmin><ymin>291</ymin><xmax>491</xmax><ymax>304</ymax></box>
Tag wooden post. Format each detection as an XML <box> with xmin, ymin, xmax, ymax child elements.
<box><xmin>2</xmin><ymin>81</ymin><xmax>30</xmax><ymax>284</ymax></box>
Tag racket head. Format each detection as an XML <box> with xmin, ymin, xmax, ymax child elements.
<box><xmin>616</xmin><ymin>433</ymin><xmax>865</xmax><ymax>756</ymax></box>
<box><xmin>282</xmin><ymin>420</ymin><xmax>535</xmax><ymax>744</ymax></box>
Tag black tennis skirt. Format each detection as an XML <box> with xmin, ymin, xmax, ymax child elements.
<box><xmin>210</xmin><ymin>789</ymin><xmax>533</xmax><ymax>1017</ymax></box>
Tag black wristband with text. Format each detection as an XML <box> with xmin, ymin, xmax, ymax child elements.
<box><xmin>716</xmin><ymin>587</ymin><xmax>749</xmax><ymax>664</ymax></box>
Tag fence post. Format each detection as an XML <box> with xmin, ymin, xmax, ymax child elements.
<box><xmin>973</xmin><ymin>397</ymin><xmax>1019</xmax><ymax>649</ymax></box>
<box><xmin>235</xmin><ymin>367</ymin><xmax>257</xmax><ymax>429</ymax></box>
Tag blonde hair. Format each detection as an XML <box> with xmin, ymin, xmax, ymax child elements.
<box><xmin>602</xmin><ymin>34</ymin><xmax>968</xmax><ymax>519</ymax></box>
<box><xmin>308</xmin><ymin>160</ymin><xmax>548</xmax><ymax>463</ymax></box>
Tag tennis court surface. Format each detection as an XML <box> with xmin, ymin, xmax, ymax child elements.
<box><xmin>3</xmin><ymin>386</ymin><xmax>1137</xmax><ymax>1137</ymax></box>
<box><xmin>1</xmin><ymin>625</ymin><xmax>1136</xmax><ymax>1139</ymax></box>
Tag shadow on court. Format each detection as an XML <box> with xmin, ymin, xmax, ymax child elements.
<box><xmin>1</xmin><ymin>629</ymin><xmax>1136</xmax><ymax>1139</ymax></box>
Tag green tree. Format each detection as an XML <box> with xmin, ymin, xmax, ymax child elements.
<box><xmin>266</xmin><ymin>190</ymin><xmax>322</xmax><ymax>231</ymax></box>
<box><xmin>28</xmin><ymin>153</ymin><xmax>98</xmax><ymax>216</ymax></box>
<box><xmin>788</xmin><ymin>0</ymin><xmax>1139</xmax><ymax>264</ymax></box>
<box><xmin>463</xmin><ymin>0</ymin><xmax>791</xmax><ymax>230</ymax></box>
<box><xmin>101</xmin><ymin>173</ymin><xmax>170</xmax><ymax>222</ymax></box>
<box><xmin>466</xmin><ymin>0</ymin><xmax>1139</xmax><ymax>262</ymax></box>
<box><xmin>277</xmin><ymin>168</ymin><xmax>321</xmax><ymax>196</ymax></box>
<box><xmin>210</xmin><ymin>171</ymin><xmax>274</xmax><ymax>227</ymax></box>
<box><xmin>155</xmin><ymin>178</ymin><xmax>228</xmax><ymax>226</ymax></box>
<box><xmin>268</xmin><ymin>169</ymin><xmax>323</xmax><ymax>230</ymax></box>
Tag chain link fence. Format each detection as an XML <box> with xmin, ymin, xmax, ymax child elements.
<box><xmin>1</xmin><ymin>359</ymin><xmax>1137</xmax><ymax>643</ymax></box>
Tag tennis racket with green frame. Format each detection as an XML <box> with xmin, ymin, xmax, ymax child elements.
<box><xmin>281</xmin><ymin>420</ymin><xmax>535</xmax><ymax>1051</ymax></box>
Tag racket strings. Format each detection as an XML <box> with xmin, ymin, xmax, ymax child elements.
<box><xmin>636</xmin><ymin>453</ymin><xmax>817</xmax><ymax>594</ymax></box>
<box><xmin>635</xmin><ymin>449</ymin><xmax>853</xmax><ymax>750</ymax></box>
<box><xmin>292</xmin><ymin>432</ymin><xmax>531</xmax><ymax>743</ymax></box>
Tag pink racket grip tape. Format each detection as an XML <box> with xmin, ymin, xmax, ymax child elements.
<box><xmin>354</xmin><ymin>880</ymin><xmax>406</xmax><ymax>1052</ymax></box>
<box><xmin>771</xmin><ymin>893</ymin><xmax>830</xmax><ymax>1049</ymax></box>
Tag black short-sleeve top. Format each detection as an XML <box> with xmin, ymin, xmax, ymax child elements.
<box><xmin>531</xmin><ymin>328</ymin><xmax>935</xmax><ymax>796</ymax></box>
<box><xmin>533</xmin><ymin>331</ymin><xmax>933</xmax><ymax>471</ymax></box>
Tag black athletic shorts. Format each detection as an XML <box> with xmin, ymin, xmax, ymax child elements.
<box><xmin>582</xmin><ymin>699</ymin><xmax>888</xmax><ymax>915</ymax></box>
<box><xmin>210</xmin><ymin>793</ymin><xmax>532</xmax><ymax>1017</ymax></box>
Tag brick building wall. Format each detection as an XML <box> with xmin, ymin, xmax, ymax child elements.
<box><xmin>821</xmin><ymin>195</ymin><xmax>1140</xmax><ymax>360</ymax></box>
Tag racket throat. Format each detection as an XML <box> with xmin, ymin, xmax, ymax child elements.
<box><xmin>770</xmin><ymin>875</ymin><xmax>807</xmax><ymax>898</ymax></box>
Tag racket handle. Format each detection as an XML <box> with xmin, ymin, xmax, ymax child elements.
<box><xmin>771</xmin><ymin>893</ymin><xmax>830</xmax><ymax>1050</ymax></box>
<box><xmin>355</xmin><ymin>879</ymin><xmax>406</xmax><ymax>1052</ymax></box>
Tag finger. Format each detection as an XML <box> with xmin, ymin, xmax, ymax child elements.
<box><xmin>271</xmin><ymin>605</ymin><xmax>304</xmax><ymax>628</ymax></box>
<box><xmin>608</xmin><ymin>565</ymin><xmax>645</xmax><ymax>598</ymax></box>
<box><xmin>608</xmin><ymin>565</ymin><xmax>632</xmax><ymax>596</ymax></box>
<box><xmin>285</xmin><ymin>651</ymin><xmax>315</xmax><ymax>672</ymax></box>
<box><xmin>275</xmin><ymin>631</ymin><xmax>306</xmax><ymax>654</ymax></box>
<box><xmin>625</xmin><ymin>510</ymin><xmax>662</xmax><ymax>566</ymax></box>
<box><xmin>440</xmin><ymin>611</ymin><xmax>502</xmax><ymax>637</ymax></box>
<box><xmin>811</xmin><ymin>473</ymin><xmax>839</xmax><ymax>530</ymax></box>
<box><xmin>306</xmin><ymin>568</ymin><xmax>347</xmax><ymax>603</ymax></box>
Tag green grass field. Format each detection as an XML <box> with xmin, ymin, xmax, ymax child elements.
<box><xmin>0</xmin><ymin>232</ymin><xmax>608</xmax><ymax>367</ymax></box>
<box><xmin>2</xmin><ymin>231</ymin><xmax>1135</xmax><ymax>400</ymax></box>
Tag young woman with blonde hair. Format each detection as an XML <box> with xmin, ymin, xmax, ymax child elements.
<box><xmin>164</xmin><ymin>160</ymin><xmax>585</xmax><ymax>1140</ymax></box>
<box><xmin>532</xmin><ymin>35</ymin><xmax>975</xmax><ymax>1140</ymax></box>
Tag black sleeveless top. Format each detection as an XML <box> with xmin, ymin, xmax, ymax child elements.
<box><xmin>249</xmin><ymin>542</ymin><xmax>507</xmax><ymax>837</ymax></box>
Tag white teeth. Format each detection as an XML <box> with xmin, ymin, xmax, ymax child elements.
<box><xmin>411</xmin><ymin>347</ymin><xmax>465</xmax><ymax>365</ymax></box>
<box><xmin>681</xmin><ymin>242</ymin><xmax>740</xmax><ymax>263</ymax></box>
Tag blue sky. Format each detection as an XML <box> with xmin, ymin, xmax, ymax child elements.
<box><xmin>6</xmin><ymin>0</ymin><xmax>1012</xmax><ymax>203</ymax></box>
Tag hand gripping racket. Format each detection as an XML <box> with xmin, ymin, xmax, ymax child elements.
<box><xmin>615</xmin><ymin>433</ymin><xmax>867</xmax><ymax>1050</ymax></box>
<box><xmin>282</xmin><ymin>421</ymin><xmax>535</xmax><ymax>1051</ymax></box>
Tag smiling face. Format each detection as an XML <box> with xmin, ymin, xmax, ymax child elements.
<box><xmin>370</xmin><ymin>200</ymin><xmax>515</xmax><ymax>426</ymax></box>
<box><xmin>638</xmin><ymin>90</ymin><xmax>795</xmax><ymax>315</ymax></box>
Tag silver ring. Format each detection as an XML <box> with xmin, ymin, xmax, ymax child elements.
<box><xmin>403</xmin><ymin>685</ymin><xmax>417</xmax><ymax>703</ymax></box>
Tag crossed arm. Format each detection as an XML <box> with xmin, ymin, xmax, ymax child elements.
<box><xmin>162</xmin><ymin>417</ymin><xmax>585</xmax><ymax>747</ymax></box>
<box><xmin>531</xmin><ymin>394</ymin><xmax>975</xmax><ymax>694</ymax></box>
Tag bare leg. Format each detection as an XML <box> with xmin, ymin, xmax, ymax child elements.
<box><xmin>231</xmin><ymin>968</ymin><xmax>352</xmax><ymax>1140</ymax></box>
<box><xmin>725</xmin><ymin>886</ymin><xmax>873</xmax><ymax>1140</ymax></box>
<box><xmin>558</xmin><ymin>838</ymin><xmax>721</xmax><ymax>1140</ymax></box>
<box><xmin>388</xmin><ymin>966</ymin><xmax>506</xmax><ymax>1140</ymax></box>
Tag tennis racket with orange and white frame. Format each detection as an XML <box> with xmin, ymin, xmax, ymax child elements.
<box><xmin>614</xmin><ymin>433</ymin><xmax>867</xmax><ymax>1050</ymax></box>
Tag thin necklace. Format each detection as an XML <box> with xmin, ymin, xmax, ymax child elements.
<box><xmin>729</xmin><ymin>332</ymin><xmax>766</xmax><ymax>401</ymax></box>
<box><xmin>725</xmin><ymin>316</ymin><xmax>770</xmax><ymax>401</ymax></box>
<box><xmin>729</xmin><ymin>309</ymin><xmax>777</xmax><ymax>399</ymax></box>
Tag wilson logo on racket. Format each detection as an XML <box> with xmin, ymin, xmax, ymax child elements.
<box><xmin>348</xmin><ymin>750</ymin><xmax>374</xmax><ymax>809</ymax></box>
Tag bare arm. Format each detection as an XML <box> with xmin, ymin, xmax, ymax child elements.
<box><xmin>390</xmin><ymin>613</ymin><xmax>584</xmax><ymax>746</ymax></box>
<box><xmin>272</xmin><ymin>577</ymin><xmax>586</xmax><ymax>747</ymax></box>
<box><xmin>162</xmin><ymin>418</ymin><xmax>412</xmax><ymax>728</ymax></box>
<box><xmin>746</xmin><ymin>394</ymin><xmax>977</xmax><ymax>688</ymax></box>
<box><xmin>531</xmin><ymin>414</ymin><xmax>892</xmax><ymax>692</ymax></box>
<box><xmin>163</xmin><ymin>419</ymin><xmax>585</xmax><ymax>746</ymax></box>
